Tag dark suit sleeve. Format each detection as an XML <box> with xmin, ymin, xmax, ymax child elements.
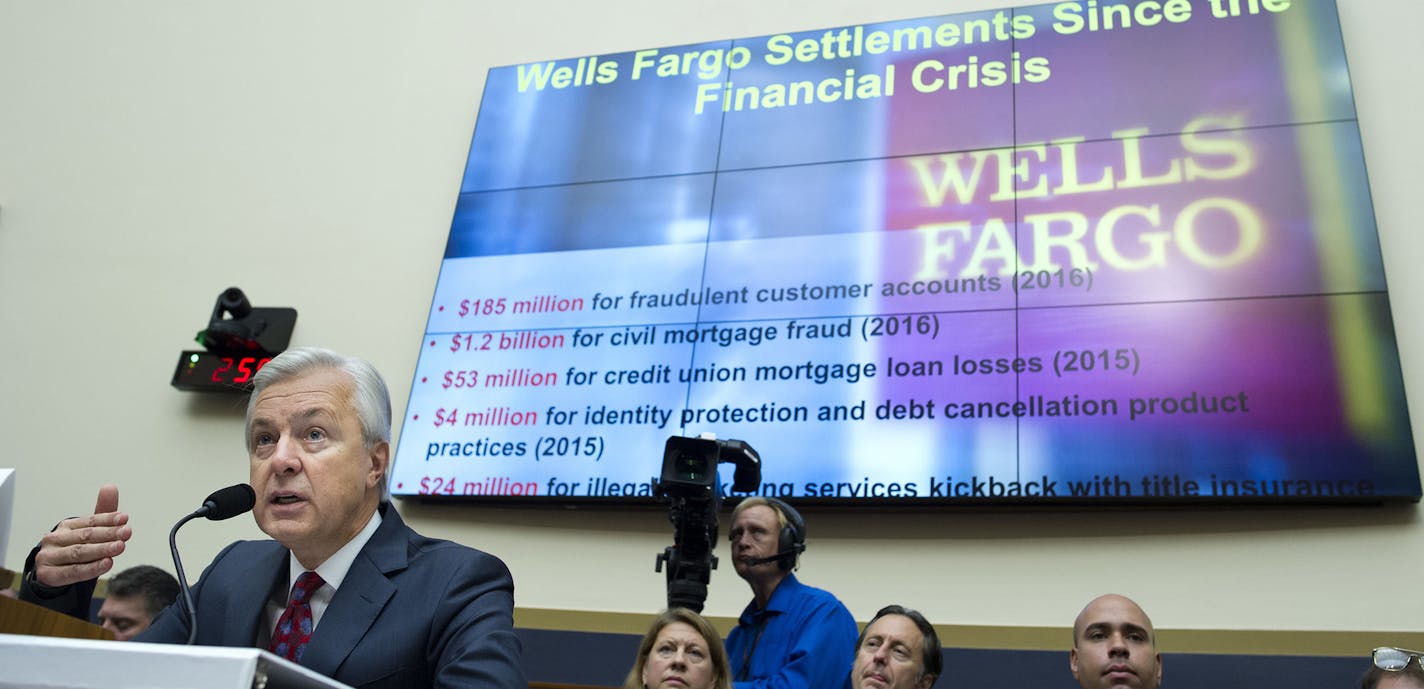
<box><xmin>17</xmin><ymin>542</ymin><xmax>96</xmax><ymax>621</ymax></box>
<box><xmin>134</xmin><ymin>541</ymin><xmax>248</xmax><ymax>644</ymax></box>
<box><xmin>136</xmin><ymin>598</ymin><xmax>191</xmax><ymax>643</ymax></box>
<box><xmin>426</xmin><ymin>551</ymin><xmax>526</xmax><ymax>689</ymax></box>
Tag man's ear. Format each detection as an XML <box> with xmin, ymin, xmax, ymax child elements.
<box><xmin>1070</xmin><ymin>648</ymin><xmax>1081</xmax><ymax>682</ymax></box>
<box><xmin>367</xmin><ymin>440</ymin><xmax>390</xmax><ymax>488</ymax></box>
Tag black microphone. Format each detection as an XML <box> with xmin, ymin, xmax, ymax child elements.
<box><xmin>197</xmin><ymin>483</ymin><xmax>257</xmax><ymax>521</ymax></box>
<box><xmin>743</xmin><ymin>545</ymin><xmax>805</xmax><ymax>567</ymax></box>
<box><xmin>169</xmin><ymin>484</ymin><xmax>255</xmax><ymax>645</ymax></box>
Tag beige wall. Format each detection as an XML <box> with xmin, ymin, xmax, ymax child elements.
<box><xmin>1</xmin><ymin>0</ymin><xmax>1420</xmax><ymax>642</ymax></box>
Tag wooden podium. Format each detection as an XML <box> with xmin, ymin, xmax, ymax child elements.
<box><xmin>0</xmin><ymin>595</ymin><xmax>112</xmax><ymax>640</ymax></box>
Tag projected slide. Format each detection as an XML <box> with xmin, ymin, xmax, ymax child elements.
<box><xmin>391</xmin><ymin>0</ymin><xmax>1418</xmax><ymax>504</ymax></box>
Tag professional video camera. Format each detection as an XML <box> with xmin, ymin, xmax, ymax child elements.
<box><xmin>654</xmin><ymin>434</ymin><xmax>761</xmax><ymax>612</ymax></box>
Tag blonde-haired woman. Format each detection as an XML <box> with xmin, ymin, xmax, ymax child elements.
<box><xmin>625</xmin><ymin>608</ymin><xmax>732</xmax><ymax>689</ymax></box>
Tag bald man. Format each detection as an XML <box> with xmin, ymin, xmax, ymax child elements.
<box><xmin>1070</xmin><ymin>594</ymin><xmax>1162</xmax><ymax>689</ymax></box>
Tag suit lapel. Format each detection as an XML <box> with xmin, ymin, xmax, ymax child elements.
<box><xmin>299</xmin><ymin>505</ymin><xmax>410</xmax><ymax>678</ymax></box>
<box><xmin>215</xmin><ymin>544</ymin><xmax>287</xmax><ymax>648</ymax></box>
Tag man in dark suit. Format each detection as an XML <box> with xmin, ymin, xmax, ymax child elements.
<box><xmin>20</xmin><ymin>347</ymin><xmax>524</xmax><ymax>689</ymax></box>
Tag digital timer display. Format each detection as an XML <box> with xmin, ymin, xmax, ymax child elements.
<box><xmin>171</xmin><ymin>350</ymin><xmax>272</xmax><ymax>392</ymax></box>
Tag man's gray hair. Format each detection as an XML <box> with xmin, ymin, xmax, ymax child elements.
<box><xmin>246</xmin><ymin>347</ymin><xmax>393</xmax><ymax>499</ymax></box>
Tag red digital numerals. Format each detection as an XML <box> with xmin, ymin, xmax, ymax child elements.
<box><xmin>210</xmin><ymin>356</ymin><xmax>273</xmax><ymax>385</ymax></box>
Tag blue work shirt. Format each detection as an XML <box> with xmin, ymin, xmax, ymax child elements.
<box><xmin>725</xmin><ymin>573</ymin><xmax>858</xmax><ymax>689</ymax></box>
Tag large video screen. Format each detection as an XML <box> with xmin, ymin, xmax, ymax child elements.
<box><xmin>391</xmin><ymin>0</ymin><xmax>1419</xmax><ymax>504</ymax></box>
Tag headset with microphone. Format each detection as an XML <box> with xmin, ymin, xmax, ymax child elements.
<box><xmin>738</xmin><ymin>497</ymin><xmax>806</xmax><ymax>571</ymax></box>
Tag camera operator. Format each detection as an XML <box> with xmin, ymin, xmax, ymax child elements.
<box><xmin>724</xmin><ymin>497</ymin><xmax>856</xmax><ymax>689</ymax></box>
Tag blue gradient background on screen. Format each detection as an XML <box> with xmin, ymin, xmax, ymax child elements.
<box><xmin>398</xmin><ymin>0</ymin><xmax>1417</xmax><ymax>502</ymax></box>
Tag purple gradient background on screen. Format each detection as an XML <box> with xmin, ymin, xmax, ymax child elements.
<box><xmin>1012</xmin><ymin>2</ymin><xmax>1354</xmax><ymax>140</ymax></box>
<box><xmin>399</xmin><ymin>0</ymin><xmax>1417</xmax><ymax>502</ymax></box>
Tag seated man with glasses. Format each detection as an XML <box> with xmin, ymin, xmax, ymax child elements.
<box><xmin>1361</xmin><ymin>648</ymin><xmax>1424</xmax><ymax>689</ymax></box>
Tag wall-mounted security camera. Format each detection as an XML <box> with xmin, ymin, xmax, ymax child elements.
<box><xmin>171</xmin><ymin>287</ymin><xmax>297</xmax><ymax>392</ymax></box>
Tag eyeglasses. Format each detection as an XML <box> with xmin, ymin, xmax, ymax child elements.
<box><xmin>1373</xmin><ymin>647</ymin><xmax>1424</xmax><ymax>671</ymax></box>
